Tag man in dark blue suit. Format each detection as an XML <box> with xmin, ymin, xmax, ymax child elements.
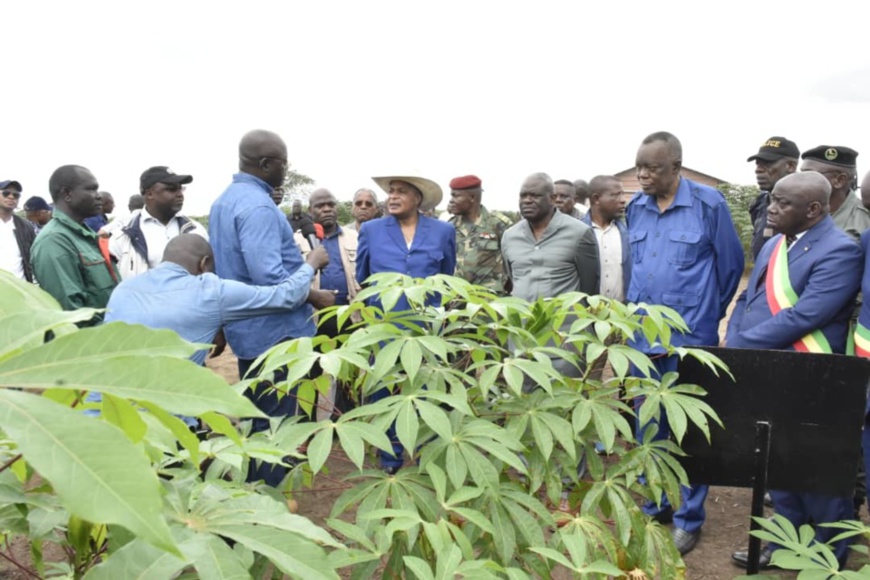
<box><xmin>356</xmin><ymin>175</ymin><xmax>456</xmax><ymax>472</ymax></box>
<box><xmin>581</xmin><ymin>175</ymin><xmax>630</xmax><ymax>302</ymax></box>
<box><xmin>727</xmin><ymin>171</ymin><xmax>863</xmax><ymax>571</ymax></box>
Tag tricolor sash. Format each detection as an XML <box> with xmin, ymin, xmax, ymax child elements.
<box><xmin>765</xmin><ymin>236</ymin><xmax>832</xmax><ymax>353</ymax></box>
<box><xmin>854</xmin><ymin>322</ymin><xmax>870</xmax><ymax>358</ymax></box>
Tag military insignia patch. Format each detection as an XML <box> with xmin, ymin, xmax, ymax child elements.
<box><xmin>825</xmin><ymin>148</ymin><xmax>838</xmax><ymax>161</ymax></box>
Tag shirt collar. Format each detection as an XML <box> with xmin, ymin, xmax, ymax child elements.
<box><xmin>641</xmin><ymin>176</ymin><xmax>692</xmax><ymax>212</ymax></box>
<box><xmin>232</xmin><ymin>172</ymin><xmax>274</xmax><ymax>194</ymax></box>
<box><xmin>53</xmin><ymin>209</ymin><xmax>97</xmax><ymax>238</ymax></box>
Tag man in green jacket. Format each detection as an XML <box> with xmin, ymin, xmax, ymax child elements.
<box><xmin>31</xmin><ymin>165</ymin><xmax>119</xmax><ymax>325</ymax></box>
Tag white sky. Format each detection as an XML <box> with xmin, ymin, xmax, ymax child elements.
<box><xmin>3</xmin><ymin>1</ymin><xmax>870</xmax><ymax>216</ymax></box>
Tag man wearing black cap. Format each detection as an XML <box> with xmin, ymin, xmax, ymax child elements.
<box><xmin>801</xmin><ymin>146</ymin><xmax>870</xmax><ymax>241</ymax></box>
<box><xmin>747</xmin><ymin>137</ymin><xmax>800</xmax><ymax>260</ymax></box>
<box><xmin>22</xmin><ymin>195</ymin><xmax>52</xmax><ymax>232</ymax></box>
<box><xmin>0</xmin><ymin>180</ymin><xmax>36</xmax><ymax>283</ymax></box>
<box><xmin>447</xmin><ymin>174</ymin><xmax>512</xmax><ymax>294</ymax></box>
<box><xmin>108</xmin><ymin>166</ymin><xmax>207</xmax><ymax>280</ymax></box>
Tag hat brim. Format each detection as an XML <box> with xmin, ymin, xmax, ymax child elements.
<box><xmin>159</xmin><ymin>174</ymin><xmax>193</xmax><ymax>185</ymax></box>
<box><xmin>0</xmin><ymin>180</ymin><xmax>22</xmax><ymax>191</ymax></box>
<box><xmin>747</xmin><ymin>152</ymin><xmax>792</xmax><ymax>162</ymax></box>
<box><xmin>372</xmin><ymin>176</ymin><xmax>443</xmax><ymax>211</ymax></box>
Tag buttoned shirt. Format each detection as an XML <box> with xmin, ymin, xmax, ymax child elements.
<box><xmin>626</xmin><ymin>177</ymin><xmax>744</xmax><ymax>350</ymax></box>
<box><xmin>831</xmin><ymin>190</ymin><xmax>870</xmax><ymax>242</ymax></box>
<box><xmin>590</xmin><ymin>220</ymin><xmax>624</xmax><ymax>301</ymax></box>
<box><xmin>30</xmin><ymin>210</ymin><xmax>119</xmax><ymax>323</ymax></box>
<box><xmin>319</xmin><ymin>228</ymin><xmax>350</xmax><ymax>305</ymax></box>
<box><xmin>501</xmin><ymin>209</ymin><xmax>599</xmax><ymax>302</ymax></box>
<box><xmin>209</xmin><ymin>173</ymin><xmax>315</xmax><ymax>359</ymax></box>
<box><xmin>105</xmin><ymin>262</ymin><xmax>314</xmax><ymax>365</ymax></box>
<box><xmin>140</xmin><ymin>208</ymin><xmax>181</xmax><ymax>268</ymax></box>
<box><xmin>0</xmin><ymin>216</ymin><xmax>24</xmax><ymax>279</ymax></box>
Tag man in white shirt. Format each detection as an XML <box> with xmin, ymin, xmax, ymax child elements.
<box><xmin>109</xmin><ymin>166</ymin><xmax>207</xmax><ymax>279</ymax></box>
<box><xmin>581</xmin><ymin>175</ymin><xmax>630</xmax><ymax>301</ymax></box>
<box><xmin>0</xmin><ymin>180</ymin><xmax>36</xmax><ymax>282</ymax></box>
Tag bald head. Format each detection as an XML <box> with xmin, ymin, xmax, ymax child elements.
<box><xmin>768</xmin><ymin>171</ymin><xmax>831</xmax><ymax>236</ymax></box>
<box><xmin>162</xmin><ymin>234</ymin><xmax>214</xmax><ymax>275</ymax></box>
<box><xmin>774</xmin><ymin>171</ymin><xmax>831</xmax><ymax>205</ymax></box>
<box><xmin>238</xmin><ymin>129</ymin><xmax>288</xmax><ymax>188</ymax></box>
<box><xmin>861</xmin><ymin>169</ymin><xmax>870</xmax><ymax>211</ymax></box>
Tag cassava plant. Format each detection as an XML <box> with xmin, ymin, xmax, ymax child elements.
<box><xmin>0</xmin><ymin>268</ymin><xmax>728</xmax><ymax>579</ymax></box>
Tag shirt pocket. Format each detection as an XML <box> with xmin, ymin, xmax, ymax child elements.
<box><xmin>79</xmin><ymin>254</ymin><xmax>116</xmax><ymax>291</ymax></box>
<box><xmin>629</xmin><ymin>230</ymin><xmax>647</xmax><ymax>264</ymax></box>
<box><xmin>666</xmin><ymin>230</ymin><xmax>702</xmax><ymax>267</ymax></box>
<box><xmin>661</xmin><ymin>291</ymin><xmax>700</xmax><ymax>311</ymax></box>
<box><xmin>479</xmin><ymin>238</ymin><xmax>500</xmax><ymax>252</ymax></box>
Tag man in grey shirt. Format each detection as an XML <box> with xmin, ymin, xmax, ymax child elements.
<box><xmin>502</xmin><ymin>172</ymin><xmax>599</xmax><ymax>302</ymax></box>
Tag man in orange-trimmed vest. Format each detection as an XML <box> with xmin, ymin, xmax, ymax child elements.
<box><xmin>726</xmin><ymin>171</ymin><xmax>863</xmax><ymax>571</ymax></box>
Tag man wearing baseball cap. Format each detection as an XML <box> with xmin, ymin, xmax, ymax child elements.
<box><xmin>109</xmin><ymin>166</ymin><xmax>207</xmax><ymax>280</ymax></box>
<box><xmin>747</xmin><ymin>137</ymin><xmax>800</xmax><ymax>260</ymax></box>
<box><xmin>447</xmin><ymin>174</ymin><xmax>512</xmax><ymax>294</ymax></box>
<box><xmin>0</xmin><ymin>179</ymin><xmax>36</xmax><ymax>283</ymax></box>
<box><xmin>801</xmin><ymin>146</ymin><xmax>870</xmax><ymax>241</ymax></box>
<box><xmin>22</xmin><ymin>195</ymin><xmax>52</xmax><ymax>232</ymax></box>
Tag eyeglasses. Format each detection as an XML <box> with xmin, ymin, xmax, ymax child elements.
<box><xmin>1</xmin><ymin>190</ymin><xmax>21</xmax><ymax>199</ymax></box>
<box><xmin>354</xmin><ymin>201</ymin><xmax>375</xmax><ymax>207</ymax></box>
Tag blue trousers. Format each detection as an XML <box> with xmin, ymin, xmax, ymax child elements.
<box><xmin>768</xmin><ymin>490</ymin><xmax>853</xmax><ymax>568</ymax></box>
<box><xmin>633</xmin><ymin>356</ymin><xmax>708</xmax><ymax>533</ymax></box>
<box><xmin>238</xmin><ymin>352</ymin><xmax>300</xmax><ymax>487</ymax></box>
<box><xmin>368</xmin><ymin>386</ymin><xmax>405</xmax><ymax>470</ymax></box>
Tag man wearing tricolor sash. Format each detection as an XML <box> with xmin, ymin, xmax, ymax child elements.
<box><xmin>727</xmin><ymin>171</ymin><xmax>863</xmax><ymax>570</ymax></box>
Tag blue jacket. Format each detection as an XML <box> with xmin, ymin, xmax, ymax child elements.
<box><xmin>726</xmin><ymin>216</ymin><xmax>862</xmax><ymax>353</ymax></box>
<box><xmin>626</xmin><ymin>177</ymin><xmax>744</xmax><ymax>350</ymax></box>
<box><xmin>356</xmin><ymin>214</ymin><xmax>456</xmax><ymax>311</ymax></box>
<box><xmin>581</xmin><ymin>213</ymin><xmax>631</xmax><ymax>300</ymax></box>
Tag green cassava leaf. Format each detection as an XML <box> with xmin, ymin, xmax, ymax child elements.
<box><xmin>0</xmin><ymin>390</ymin><xmax>178</xmax><ymax>554</ymax></box>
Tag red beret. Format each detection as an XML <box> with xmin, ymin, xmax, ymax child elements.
<box><xmin>449</xmin><ymin>174</ymin><xmax>482</xmax><ymax>190</ymax></box>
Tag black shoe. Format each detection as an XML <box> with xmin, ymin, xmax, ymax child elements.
<box><xmin>731</xmin><ymin>546</ymin><xmax>774</xmax><ymax>569</ymax></box>
<box><xmin>671</xmin><ymin>527</ymin><xmax>700</xmax><ymax>556</ymax></box>
<box><xmin>649</xmin><ymin>505</ymin><xmax>674</xmax><ymax>525</ymax></box>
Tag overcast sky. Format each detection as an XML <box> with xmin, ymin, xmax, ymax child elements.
<box><xmin>3</xmin><ymin>1</ymin><xmax>870</xmax><ymax>216</ymax></box>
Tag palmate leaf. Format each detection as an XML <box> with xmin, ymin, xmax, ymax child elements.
<box><xmin>0</xmin><ymin>390</ymin><xmax>177</xmax><ymax>554</ymax></box>
<box><xmin>0</xmin><ymin>323</ymin><xmax>263</xmax><ymax>418</ymax></box>
<box><xmin>83</xmin><ymin>537</ymin><xmax>187</xmax><ymax>580</ymax></box>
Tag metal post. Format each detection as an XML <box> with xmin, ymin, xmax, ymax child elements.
<box><xmin>747</xmin><ymin>420</ymin><xmax>772</xmax><ymax>575</ymax></box>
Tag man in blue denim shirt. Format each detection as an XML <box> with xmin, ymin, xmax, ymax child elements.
<box><xmin>100</xmin><ymin>235</ymin><xmax>328</xmax><ymax>426</ymax></box>
<box><xmin>626</xmin><ymin>132</ymin><xmax>744</xmax><ymax>555</ymax></box>
<box><xmin>209</xmin><ymin>129</ymin><xmax>335</xmax><ymax>486</ymax></box>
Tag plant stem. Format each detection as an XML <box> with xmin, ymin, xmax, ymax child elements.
<box><xmin>0</xmin><ymin>549</ymin><xmax>41</xmax><ymax>579</ymax></box>
<box><xmin>0</xmin><ymin>454</ymin><xmax>22</xmax><ymax>475</ymax></box>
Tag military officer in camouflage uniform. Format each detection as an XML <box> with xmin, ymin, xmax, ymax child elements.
<box><xmin>447</xmin><ymin>175</ymin><xmax>513</xmax><ymax>294</ymax></box>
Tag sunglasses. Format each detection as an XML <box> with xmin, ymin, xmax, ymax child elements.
<box><xmin>354</xmin><ymin>201</ymin><xmax>375</xmax><ymax>207</ymax></box>
<box><xmin>1</xmin><ymin>190</ymin><xmax>21</xmax><ymax>199</ymax></box>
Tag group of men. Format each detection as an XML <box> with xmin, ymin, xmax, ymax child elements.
<box><xmin>3</xmin><ymin>128</ymin><xmax>870</xmax><ymax>570</ymax></box>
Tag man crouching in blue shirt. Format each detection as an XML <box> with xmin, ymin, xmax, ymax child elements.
<box><xmin>626</xmin><ymin>131</ymin><xmax>745</xmax><ymax>556</ymax></box>
<box><xmin>104</xmin><ymin>235</ymin><xmax>328</xmax><ymax>454</ymax></box>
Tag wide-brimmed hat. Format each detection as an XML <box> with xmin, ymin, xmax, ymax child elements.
<box><xmin>371</xmin><ymin>175</ymin><xmax>442</xmax><ymax>211</ymax></box>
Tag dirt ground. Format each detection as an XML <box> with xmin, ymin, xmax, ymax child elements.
<box><xmin>204</xmin><ymin>347</ymin><xmax>870</xmax><ymax>580</ymax></box>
